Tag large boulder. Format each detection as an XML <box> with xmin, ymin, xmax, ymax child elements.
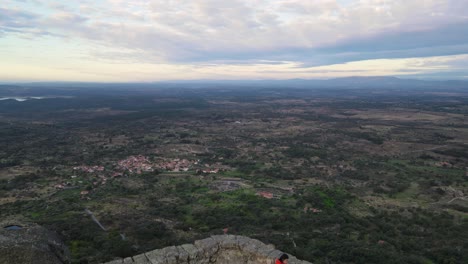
<box><xmin>0</xmin><ymin>220</ymin><xmax>70</xmax><ymax>264</ymax></box>
<box><xmin>103</xmin><ymin>235</ymin><xmax>311</xmax><ymax>264</ymax></box>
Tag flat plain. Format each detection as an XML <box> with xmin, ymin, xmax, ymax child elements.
<box><xmin>0</xmin><ymin>84</ymin><xmax>467</xmax><ymax>263</ymax></box>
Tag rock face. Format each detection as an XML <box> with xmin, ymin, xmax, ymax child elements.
<box><xmin>103</xmin><ymin>235</ymin><xmax>311</xmax><ymax>264</ymax></box>
<box><xmin>0</xmin><ymin>220</ymin><xmax>70</xmax><ymax>264</ymax></box>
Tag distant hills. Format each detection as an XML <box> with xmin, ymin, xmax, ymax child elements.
<box><xmin>164</xmin><ymin>76</ymin><xmax>468</xmax><ymax>89</ymax></box>
<box><xmin>1</xmin><ymin>76</ymin><xmax>468</xmax><ymax>90</ymax></box>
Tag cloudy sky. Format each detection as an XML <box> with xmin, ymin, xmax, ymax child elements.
<box><xmin>1</xmin><ymin>0</ymin><xmax>468</xmax><ymax>82</ymax></box>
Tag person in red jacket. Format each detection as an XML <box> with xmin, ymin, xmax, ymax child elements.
<box><xmin>276</xmin><ymin>253</ymin><xmax>289</xmax><ymax>264</ymax></box>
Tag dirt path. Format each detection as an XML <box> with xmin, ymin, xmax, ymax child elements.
<box><xmin>84</xmin><ymin>208</ymin><xmax>107</xmax><ymax>231</ymax></box>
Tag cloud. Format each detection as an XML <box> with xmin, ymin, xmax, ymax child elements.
<box><xmin>2</xmin><ymin>52</ymin><xmax>467</xmax><ymax>82</ymax></box>
<box><xmin>0</xmin><ymin>7</ymin><xmax>39</xmax><ymax>29</ymax></box>
<box><xmin>0</xmin><ymin>0</ymin><xmax>468</xmax><ymax>81</ymax></box>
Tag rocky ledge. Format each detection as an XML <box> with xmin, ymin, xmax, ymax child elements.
<box><xmin>104</xmin><ymin>235</ymin><xmax>311</xmax><ymax>264</ymax></box>
<box><xmin>0</xmin><ymin>220</ymin><xmax>70</xmax><ymax>264</ymax></box>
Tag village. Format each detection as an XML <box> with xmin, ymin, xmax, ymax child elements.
<box><xmin>48</xmin><ymin>154</ymin><xmax>310</xmax><ymax>207</ymax></box>
<box><xmin>50</xmin><ymin>155</ymin><xmax>234</xmax><ymax>198</ymax></box>
<box><xmin>1</xmin><ymin>83</ymin><xmax>467</xmax><ymax>264</ymax></box>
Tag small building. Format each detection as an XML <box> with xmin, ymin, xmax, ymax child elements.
<box><xmin>258</xmin><ymin>191</ymin><xmax>273</xmax><ymax>199</ymax></box>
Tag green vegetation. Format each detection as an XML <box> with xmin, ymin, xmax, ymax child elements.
<box><xmin>0</xmin><ymin>86</ymin><xmax>467</xmax><ymax>263</ymax></box>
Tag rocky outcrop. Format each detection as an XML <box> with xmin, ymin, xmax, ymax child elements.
<box><xmin>104</xmin><ymin>235</ymin><xmax>311</xmax><ymax>264</ymax></box>
<box><xmin>0</xmin><ymin>220</ymin><xmax>70</xmax><ymax>264</ymax></box>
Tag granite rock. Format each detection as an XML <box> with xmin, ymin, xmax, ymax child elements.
<box><xmin>103</xmin><ymin>235</ymin><xmax>311</xmax><ymax>264</ymax></box>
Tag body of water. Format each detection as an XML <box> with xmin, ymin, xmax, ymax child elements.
<box><xmin>0</xmin><ymin>97</ymin><xmax>46</xmax><ymax>102</ymax></box>
<box><xmin>4</xmin><ymin>225</ymin><xmax>23</xmax><ymax>230</ymax></box>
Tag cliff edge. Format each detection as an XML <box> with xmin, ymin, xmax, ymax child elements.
<box><xmin>104</xmin><ymin>235</ymin><xmax>311</xmax><ymax>264</ymax></box>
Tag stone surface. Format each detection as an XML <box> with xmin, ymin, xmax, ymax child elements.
<box><xmin>103</xmin><ymin>235</ymin><xmax>311</xmax><ymax>264</ymax></box>
<box><xmin>161</xmin><ymin>246</ymin><xmax>178</xmax><ymax>264</ymax></box>
<box><xmin>132</xmin><ymin>253</ymin><xmax>151</xmax><ymax>264</ymax></box>
<box><xmin>174</xmin><ymin>246</ymin><xmax>189</xmax><ymax>263</ymax></box>
<box><xmin>0</xmin><ymin>220</ymin><xmax>70</xmax><ymax>264</ymax></box>
<box><xmin>105</xmin><ymin>260</ymin><xmax>123</xmax><ymax>264</ymax></box>
<box><xmin>145</xmin><ymin>248</ymin><xmax>166</xmax><ymax>264</ymax></box>
<box><xmin>123</xmin><ymin>257</ymin><xmax>133</xmax><ymax>264</ymax></box>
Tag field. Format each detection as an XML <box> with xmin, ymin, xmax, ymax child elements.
<box><xmin>1</xmin><ymin>84</ymin><xmax>467</xmax><ymax>263</ymax></box>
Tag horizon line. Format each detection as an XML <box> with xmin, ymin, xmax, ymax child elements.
<box><xmin>1</xmin><ymin>76</ymin><xmax>468</xmax><ymax>85</ymax></box>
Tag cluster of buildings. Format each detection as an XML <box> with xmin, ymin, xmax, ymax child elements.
<box><xmin>52</xmin><ymin>164</ymin><xmax>114</xmax><ymax>196</ymax></box>
<box><xmin>155</xmin><ymin>158</ymin><xmax>195</xmax><ymax>172</ymax></box>
<box><xmin>92</xmin><ymin>174</ymin><xmax>109</xmax><ymax>186</ymax></box>
<box><xmin>57</xmin><ymin>155</ymin><xmax>235</xmax><ymax>197</ymax></box>
<box><xmin>117</xmin><ymin>155</ymin><xmax>154</xmax><ymax>174</ymax></box>
<box><xmin>73</xmin><ymin>157</ymin><xmax>230</xmax><ymax>176</ymax></box>
<box><xmin>152</xmin><ymin>159</ymin><xmax>228</xmax><ymax>174</ymax></box>
<box><xmin>73</xmin><ymin>165</ymin><xmax>105</xmax><ymax>173</ymax></box>
<box><xmin>73</xmin><ymin>164</ymin><xmax>112</xmax><ymax>186</ymax></box>
<box><xmin>198</xmin><ymin>162</ymin><xmax>230</xmax><ymax>174</ymax></box>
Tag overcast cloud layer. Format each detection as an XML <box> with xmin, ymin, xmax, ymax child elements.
<box><xmin>1</xmin><ymin>0</ymin><xmax>468</xmax><ymax>81</ymax></box>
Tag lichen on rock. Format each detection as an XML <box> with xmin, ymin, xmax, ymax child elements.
<box><xmin>103</xmin><ymin>235</ymin><xmax>311</xmax><ymax>264</ymax></box>
<box><xmin>0</xmin><ymin>220</ymin><xmax>70</xmax><ymax>264</ymax></box>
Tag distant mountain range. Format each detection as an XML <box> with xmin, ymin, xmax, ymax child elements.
<box><xmin>1</xmin><ymin>76</ymin><xmax>468</xmax><ymax>90</ymax></box>
<box><xmin>161</xmin><ymin>76</ymin><xmax>468</xmax><ymax>89</ymax></box>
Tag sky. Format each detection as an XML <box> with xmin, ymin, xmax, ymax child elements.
<box><xmin>1</xmin><ymin>0</ymin><xmax>468</xmax><ymax>82</ymax></box>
